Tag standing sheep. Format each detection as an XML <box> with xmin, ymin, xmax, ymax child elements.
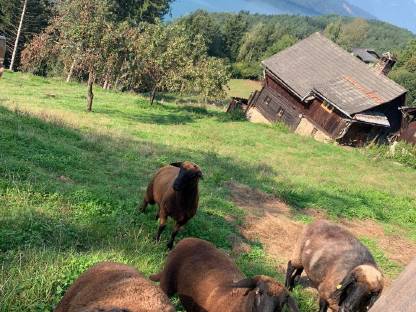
<box><xmin>286</xmin><ymin>220</ymin><xmax>384</xmax><ymax>312</ymax></box>
<box><xmin>150</xmin><ymin>237</ymin><xmax>300</xmax><ymax>312</ymax></box>
<box><xmin>54</xmin><ymin>262</ymin><xmax>175</xmax><ymax>312</ymax></box>
<box><xmin>139</xmin><ymin>161</ymin><xmax>202</xmax><ymax>249</ymax></box>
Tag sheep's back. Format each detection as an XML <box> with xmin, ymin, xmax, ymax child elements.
<box><xmin>55</xmin><ymin>262</ymin><xmax>175</xmax><ymax>312</ymax></box>
<box><xmin>159</xmin><ymin>238</ymin><xmax>244</xmax><ymax>308</ymax></box>
<box><xmin>152</xmin><ymin>166</ymin><xmax>179</xmax><ymax>203</ymax></box>
<box><xmin>300</xmin><ymin>220</ymin><xmax>375</xmax><ymax>285</ymax></box>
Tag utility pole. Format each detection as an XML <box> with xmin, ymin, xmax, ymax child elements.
<box><xmin>9</xmin><ymin>0</ymin><xmax>28</xmax><ymax>71</ymax></box>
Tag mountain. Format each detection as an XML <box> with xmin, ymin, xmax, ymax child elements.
<box><xmin>348</xmin><ymin>0</ymin><xmax>416</xmax><ymax>33</ymax></box>
<box><xmin>169</xmin><ymin>0</ymin><xmax>373</xmax><ymax>19</ymax></box>
<box><xmin>169</xmin><ymin>0</ymin><xmax>415</xmax><ymax>33</ymax></box>
<box><xmin>254</xmin><ymin>0</ymin><xmax>373</xmax><ymax>18</ymax></box>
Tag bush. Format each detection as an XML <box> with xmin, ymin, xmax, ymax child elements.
<box><xmin>367</xmin><ymin>142</ymin><xmax>416</xmax><ymax>169</ymax></box>
<box><xmin>231</xmin><ymin>62</ymin><xmax>262</xmax><ymax>80</ymax></box>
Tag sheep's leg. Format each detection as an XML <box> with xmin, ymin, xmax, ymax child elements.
<box><xmin>167</xmin><ymin>223</ymin><xmax>182</xmax><ymax>250</ymax></box>
<box><xmin>155</xmin><ymin>207</ymin><xmax>160</xmax><ymax>220</ymax></box>
<box><xmin>319</xmin><ymin>298</ymin><xmax>328</xmax><ymax>312</ymax></box>
<box><xmin>155</xmin><ymin>216</ymin><xmax>167</xmax><ymax>242</ymax></box>
<box><xmin>285</xmin><ymin>261</ymin><xmax>303</xmax><ymax>290</ymax></box>
<box><xmin>138</xmin><ymin>199</ymin><xmax>148</xmax><ymax>212</ymax></box>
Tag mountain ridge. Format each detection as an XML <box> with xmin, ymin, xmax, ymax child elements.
<box><xmin>170</xmin><ymin>0</ymin><xmax>415</xmax><ymax>33</ymax></box>
<box><xmin>254</xmin><ymin>0</ymin><xmax>373</xmax><ymax>19</ymax></box>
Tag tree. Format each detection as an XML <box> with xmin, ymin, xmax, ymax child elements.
<box><xmin>389</xmin><ymin>40</ymin><xmax>416</xmax><ymax>106</ymax></box>
<box><xmin>116</xmin><ymin>22</ymin><xmax>230</xmax><ymax>104</ymax></box>
<box><xmin>263</xmin><ymin>34</ymin><xmax>298</xmax><ymax>59</ymax></box>
<box><xmin>54</xmin><ymin>0</ymin><xmax>113</xmax><ymax>111</ymax></box>
<box><xmin>337</xmin><ymin>18</ymin><xmax>369</xmax><ymax>50</ymax></box>
<box><xmin>222</xmin><ymin>11</ymin><xmax>249</xmax><ymax>62</ymax></box>
<box><xmin>177</xmin><ymin>10</ymin><xmax>225</xmax><ymax>58</ymax></box>
<box><xmin>237</xmin><ymin>22</ymin><xmax>273</xmax><ymax>63</ymax></box>
<box><xmin>324</xmin><ymin>19</ymin><xmax>342</xmax><ymax>42</ymax></box>
<box><xmin>110</xmin><ymin>0</ymin><xmax>172</xmax><ymax>24</ymax></box>
<box><xmin>0</xmin><ymin>0</ymin><xmax>52</xmax><ymax>70</ymax></box>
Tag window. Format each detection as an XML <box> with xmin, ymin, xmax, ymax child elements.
<box><xmin>321</xmin><ymin>101</ymin><xmax>334</xmax><ymax>113</ymax></box>
<box><xmin>311</xmin><ymin>128</ymin><xmax>318</xmax><ymax>137</ymax></box>
<box><xmin>264</xmin><ymin>96</ymin><xmax>272</xmax><ymax>106</ymax></box>
<box><xmin>277</xmin><ymin>108</ymin><xmax>284</xmax><ymax>119</ymax></box>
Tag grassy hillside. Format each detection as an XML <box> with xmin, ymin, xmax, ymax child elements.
<box><xmin>1</xmin><ymin>72</ymin><xmax>416</xmax><ymax>311</ymax></box>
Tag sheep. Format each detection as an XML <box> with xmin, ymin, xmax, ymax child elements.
<box><xmin>285</xmin><ymin>220</ymin><xmax>384</xmax><ymax>312</ymax></box>
<box><xmin>150</xmin><ymin>237</ymin><xmax>300</xmax><ymax>312</ymax></box>
<box><xmin>139</xmin><ymin>161</ymin><xmax>202</xmax><ymax>249</ymax></box>
<box><xmin>54</xmin><ymin>262</ymin><xmax>175</xmax><ymax>312</ymax></box>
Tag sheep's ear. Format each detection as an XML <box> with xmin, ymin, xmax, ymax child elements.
<box><xmin>286</xmin><ymin>295</ymin><xmax>300</xmax><ymax>312</ymax></box>
<box><xmin>334</xmin><ymin>272</ymin><xmax>356</xmax><ymax>302</ymax></box>
<box><xmin>170</xmin><ymin>162</ymin><xmax>183</xmax><ymax>168</ymax></box>
<box><xmin>230</xmin><ymin>278</ymin><xmax>257</xmax><ymax>290</ymax></box>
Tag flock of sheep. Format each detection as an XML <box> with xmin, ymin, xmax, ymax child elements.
<box><xmin>55</xmin><ymin>161</ymin><xmax>384</xmax><ymax>312</ymax></box>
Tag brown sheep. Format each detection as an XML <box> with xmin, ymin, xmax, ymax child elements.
<box><xmin>54</xmin><ymin>262</ymin><xmax>175</xmax><ymax>312</ymax></box>
<box><xmin>139</xmin><ymin>161</ymin><xmax>202</xmax><ymax>249</ymax></box>
<box><xmin>285</xmin><ymin>220</ymin><xmax>384</xmax><ymax>312</ymax></box>
<box><xmin>150</xmin><ymin>238</ymin><xmax>299</xmax><ymax>312</ymax></box>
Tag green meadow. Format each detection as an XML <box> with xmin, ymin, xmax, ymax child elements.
<box><xmin>1</xmin><ymin>72</ymin><xmax>415</xmax><ymax>311</ymax></box>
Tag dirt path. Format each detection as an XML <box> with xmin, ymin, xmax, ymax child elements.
<box><xmin>227</xmin><ymin>182</ymin><xmax>416</xmax><ymax>276</ymax></box>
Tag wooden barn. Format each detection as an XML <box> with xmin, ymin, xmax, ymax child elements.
<box><xmin>246</xmin><ymin>33</ymin><xmax>407</xmax><ymax>146</ymax></box>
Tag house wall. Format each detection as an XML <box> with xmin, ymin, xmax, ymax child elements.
<box><xmin>373</xmin><ymin>94</ymin><xmax>406</xmax><ymax>132</ymax></box>
<box><xmin>252</xmin><ymin>84</ymin><xmax>302</xmax><ymax>130</ymax></box>
<box><xmin>252</xmin><ymin>73</ymin><xmax>349</xmax><ymax>139</ymax></box>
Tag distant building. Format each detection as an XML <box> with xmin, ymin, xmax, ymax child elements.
<box><xmin>352</xmin><ymin>48</ymin><xmax>380</xmax><ymax>64</ymax></box>
<box><xmin>246</xmin><ymin>33</ymin><xmax>407</xmax><ymax>146</ymax></box>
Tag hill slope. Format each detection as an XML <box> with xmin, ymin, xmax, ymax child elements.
<box><xmin>1</xmin><ymin>72</ymin><xmax>416</xmax><ymax>310</ymax></box>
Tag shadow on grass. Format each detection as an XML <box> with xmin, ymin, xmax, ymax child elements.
<box><xmin>0</xmin><ymin>105</ymin><xmax>276</xmax><ymax>255</ymax></box>
<box><xmin>96</xmin><ymin>101</ymin><xmax>223</xmax><ymax>126</ymax></box>
<box><xmin>0</xmin><ymin>104</ymin><xmax>392</xmax><ymax>311</ymax></box>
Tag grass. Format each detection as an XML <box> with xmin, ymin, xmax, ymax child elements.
<box><xmin>227</xmin><ymin>79</ymin><xmax>262</xmax><ymax>98</ymax></box>
<box><xmin>0</xmin><ymin>72</ymin><xmax>415</xmax><ymax>311</ymax></box>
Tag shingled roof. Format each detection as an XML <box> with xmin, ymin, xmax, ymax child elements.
<box><xmin>262</xmin><ymin>32</ymin><xmax>407</xmax><ymax>117</ymax></box>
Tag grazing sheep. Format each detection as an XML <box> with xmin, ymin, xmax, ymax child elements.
<box><xmin>139</xmin><ymin>161</ymin><xmax>202</xmax><ymax>249</ymax></box>
<box><xmin>54</xmin><ymin>262</ymin><xmax>175</xmax><ymax>312</ymax></box>
<box><xmin>285</xmin><ymin>220</ymin><xmax>384</xmax><ymax>312</ymax></box>
<box><xmin>150</xmin><ymin>237</ymin><xmax>299</xmax><ymax>312</ymax></box>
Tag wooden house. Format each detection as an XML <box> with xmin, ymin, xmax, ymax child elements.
<box><xmin>246</xmin><ymin>33</ymin><xmax>407</xmax><ymax>146</ymax></box>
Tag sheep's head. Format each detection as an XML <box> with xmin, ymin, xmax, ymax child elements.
<box><xmin>170</xmin><ymin>161</ymin><xmax>203</xmax><ymax>191</ymax></box>
<box><xmin>231</xmin><ymin>275</ymin><xmax>299</xmax><ymax>312</ymax></box>
<box><xmin>335</xmin><ymin>265</ymin><xmax>383</xmax><ymax>312</ymax></box>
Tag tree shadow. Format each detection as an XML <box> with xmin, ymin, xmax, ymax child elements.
<box><xmin>96</xmin><ymin>101</ymin><xmax>222</xmax><ymax>126</ymax></box>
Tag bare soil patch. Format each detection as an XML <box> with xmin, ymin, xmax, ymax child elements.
<box><xmin>227</xmin><ymin>182</ymin><xmax>416</xmax><ymax>274</ymax></box>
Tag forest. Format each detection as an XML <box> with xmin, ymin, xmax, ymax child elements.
<box><xmin>1</xmin><ymin>0</ymin><xmax>416</xmax><ymax>106</ymax></box>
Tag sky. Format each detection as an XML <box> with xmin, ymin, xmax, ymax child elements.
<box><xmin>169</xmin><ymin>0</ymin><xmax>416</xmax><ymax>33</ymax></box>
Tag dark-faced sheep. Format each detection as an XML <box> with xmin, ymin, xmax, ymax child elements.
<box><xmin>285</xmin><ymin>220</ymin><xmax>384</xmax><ymax>312</ymax></box>
<box><xmin>139</xmin><ymin>161</ymin><xmax>202</xmax><ymax>249</ymax></box>
<box><xmin>150</xmin><ymin>237</ymin><xmax>299</xmax><ymax>312</ymax></box>
<box><xmin>54</xmin><ymin>262</ymin><xmax>175</xmax><ymax>312</ymax></box>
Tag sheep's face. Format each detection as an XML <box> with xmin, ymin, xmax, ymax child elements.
<box><xmin>231</xmin><ymin>276</ymin><xmax>299</xmax><ymax>312</ymax></box>
<box><xmin>337</xmin><ymin>266</ymin><xmax>383</xmax><ymax>312</ymax></box>
<box><xmin>171</xmin><ymin>161</ymin><xmax>203</xmax><ymax>191</ymax></box>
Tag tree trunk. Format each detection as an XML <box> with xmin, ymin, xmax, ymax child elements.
<box><xmin>66</xmin><ymin>59</ymin><xmax>76</xmax><ymax>82</ymax></box>
<box><xmin>150</xmin><ymin>86</ymin><xmax>157</xmax><ymax>105</ymax></box>
<box><xmin>86</xmin><ymin>69</ymin><xmax>95</xmax><ymax>112</ymax></box>
<box><xmin>9</xmin><ymin>0</ymin><xmax>28</xmax><ymax>71</ymax></box>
